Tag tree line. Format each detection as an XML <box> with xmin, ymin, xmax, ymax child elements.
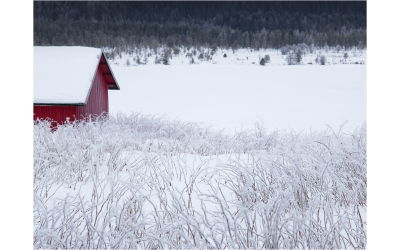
<box><xmin>34</xmin><ymin>1</ymin><xmax>366</xmax><ymax>52</ymax></box>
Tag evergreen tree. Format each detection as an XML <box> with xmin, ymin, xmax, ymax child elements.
<box><xmin>358</xmin><ymin>41</ymin><xmax>365</xmax><ymax>50</ymax></box>
<box><xmin>320</xmin><ymin>55</ymin><xmax>326</xmax><ymax>65</ymax></box>
<box><xmin>173</xmin><ymin>47</ymin><xmax>180</xmax><ymax>56</ymax></box>
<box><xmin>162</xmin><ymin>51</ymin><xmax>169</xmax><ymax>65</ymax></box>
<box><xmin>155</xmin><ymin>55</ymin><xmax>161</xmax><ymax>64</ymax></box>
<box><xmin>198</xmin><ymin>52</ymin><xmax>204</xmax><ymax>60</ymax></box>
<box><xmin>295</xmin><ymin>49</ymin><xmax>302</xmax><ymax>64</ymax></box>
<box><xmin>231</xmin><ymin>40</ymin><xmax>239</xmax><ymax>51</ymax></box>
<box><xmin>343</xmin><ymin>52</ymin><xmax>348</xmax><ymax>63</ymax></box>
<box><xmin>166</xmin><ymin>37</ymin><xmax>174</xmax><ymax>48</ymax></box>
<box><xmin>211</xmin><ymin>44</ymin><xmax>218</xmax><ymax>53</ymax></box>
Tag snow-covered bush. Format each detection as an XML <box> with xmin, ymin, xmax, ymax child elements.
<box><xmin>320</xmin><ymin>55</ymin><xmax>327</xmax><ymax>65</ymax></box>
<box><xmin>33</xmin><ymin>114</ymin><xmax>366</xmax><ymax>249</ymax></box>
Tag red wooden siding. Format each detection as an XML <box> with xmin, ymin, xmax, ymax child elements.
<box><xmin>77</xmin><ymin>66</ymin><xmax>109</xmax><ymax>119</ymax></box>
<box><xmin>33</xmin><ymin>106</ymin><xmax>78</xmax><ymax>124</ymax></box>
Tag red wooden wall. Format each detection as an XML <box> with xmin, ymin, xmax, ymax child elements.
<box><xmin>34</xmin><ymin>55</ymin><xmax>111</xmax><ymax>125</ymax></box>
<box><xmin>33</xmin><ymin>106</ymin><xmax>78</xmax><ymax>125</ymax></box>
<box><xmin>77</xmin><ymin>66</ymin><xmax>109</xmax><ymax>119</ymax></box>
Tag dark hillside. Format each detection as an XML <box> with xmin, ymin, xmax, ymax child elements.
<box><xmin>34</xmin><ymin>1</ymin><xmax>366</xmax><ymax>51</ymax></box>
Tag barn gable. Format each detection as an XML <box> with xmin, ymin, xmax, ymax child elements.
<box><xmin>33</xmin><ymin>46</ymin><xmax>120</xmax><ymax>124</ymax></box>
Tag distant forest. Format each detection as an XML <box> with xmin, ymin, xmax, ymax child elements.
<box><xmin>34</xmin><ymin>1</ymin><xmax>366</xmax><ymax>53</ymax></box>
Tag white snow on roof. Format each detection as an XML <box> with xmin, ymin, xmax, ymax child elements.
<box><xmin>34</xmin><ymin>46</ymin><xmax>102</xmax><ymax>104</ymax></box>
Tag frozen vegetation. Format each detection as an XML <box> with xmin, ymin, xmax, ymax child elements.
<box><xmin>34</xmin><ymin>114</ymin><xmax>366</xmax><ymax>249</ymax></box>
<box><xmin>107</xmin><ymin>47</ymin><xmax>367</xmax><ymax>67</ymax></box>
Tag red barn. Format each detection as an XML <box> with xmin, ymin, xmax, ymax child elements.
<box><xmin>34</xmin><ymin>46</ymin><xmax>120</xmax><ymax>124</ymax></box>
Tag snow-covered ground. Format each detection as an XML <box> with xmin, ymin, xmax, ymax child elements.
<box><xmin>33</xmin><ymin>47</ymin><xmax>367</xmax><ymax>249</ymax></box>
<box><xmin>34</xmin><ymin>117</ymin><xmax>367</xmax><ymax>249</ymax></box>
<box><xmin>108</xmin><ymin>48</ymin><xmax>366</xmax><ymax>133</ymax></box>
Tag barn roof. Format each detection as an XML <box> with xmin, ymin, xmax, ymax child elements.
<box><xmin>34</xmin><ymin>46</ymin><xmax>119</xmax><ymax>106</ymax></box>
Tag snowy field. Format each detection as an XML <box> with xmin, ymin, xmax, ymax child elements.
<box><xmin>33</xmin><ymin>47</ymin><xmax>367</xmax><ymax>249</ymax></box>
<box><xmin>109</xmin><ymin>48</ymin><xmax>366</xmax><ymax>134</ymax></box>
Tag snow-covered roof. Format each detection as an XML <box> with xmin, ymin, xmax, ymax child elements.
<box><xmin>34</xmin><ymin>46</ymin><xmax>116</xmax><ymax>105</ymax></box>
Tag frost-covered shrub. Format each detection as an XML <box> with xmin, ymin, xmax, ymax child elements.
<box><xmin>33</xmin><ymin>114</ymin><xmax>367</xmax><ymax>249</ymax></box>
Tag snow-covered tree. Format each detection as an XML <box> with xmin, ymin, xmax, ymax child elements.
<box><xmin>358</xmin><ymin>41</ymin><xmax>365</xmax><ymax>50</ymax></box>
<box><xmin>162</xmin><ymin>52</ymin><xmax>169</xmax><ymax>65</ymax></box>
<box><xmin>198</xmin><ymin>52</ymin><xmax>204</xmax><ymax>60</ymax></box>
<box><xmin>211</xmin><ymin>44</ymin><xmax>218</xmax><ymax>53</ymax></box>
<box><xmin>143</xmin><ymin>54</ymin><xmax>148</xmax><ymax>64</ymax></box>
<box><xmin>280</xmin><ymin>45</ymin><xmax>289</xmax><ymax>55</ymax></box>
<box><xmin>231</xmin><ymin>40</ymin><xmax>239</xmax><ymax>52</ymax></box>
<box><xmin>286</xmin><ymin>51</ymin><xmax>296</xmax><ymax>65</ymax></box>
<box><xmin>324</xmin><ymin>43</ymin><xmax>329</xmax><ymax>52</ymax></box>
<box><xmin>295</xmin><ymin>49</ymin><xmax>302</xmax><ymax>64</ymax></box>
<box><xmin>173</xmin><ymin>46</ymin><xmax>180</xmax><ymax>56</ymax></box>
<box><xmin>320</xmin><ymin>55</ymin><xmax>327</xmax><ymax>65</ymax></box>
